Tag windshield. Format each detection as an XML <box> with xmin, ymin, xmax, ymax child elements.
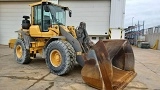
<box><xmin>48</xmin><ymin>5</ymin><xmax>66</xmax><ymax>25</ymax></box>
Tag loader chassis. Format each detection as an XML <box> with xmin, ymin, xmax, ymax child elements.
<box><xmin>9</xmin><ymin>2</ymin><xmax>81</xmax><ymax>75</ymax></box>
<box><xmin>9</xmin><ymin>1</ymin><xmax>136</xmax><ymax>90</ymax></box>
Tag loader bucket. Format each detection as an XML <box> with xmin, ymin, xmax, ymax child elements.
<box><xmin>81</xmin><ymin>39</ymin><xmax>137</xmax><ymax>90</ymax></box>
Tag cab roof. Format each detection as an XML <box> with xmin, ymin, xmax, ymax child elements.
<box><xmin>29</xmin><ymin>0</ymin><xmax>69</xmax><ymax>10</ymax></box>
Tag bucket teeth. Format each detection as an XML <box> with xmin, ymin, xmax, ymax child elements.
<box><xmin>81</xmin><ymin>39</ymin><xmax>136</xmax><ymax>90</ymax></box>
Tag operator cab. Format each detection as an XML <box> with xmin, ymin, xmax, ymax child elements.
<box><xmin>30</xmin><ymin>1</ymin><xmax>72</xmax><ymax>32</ymax></box>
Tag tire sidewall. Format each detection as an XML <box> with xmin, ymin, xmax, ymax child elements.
<box><xmin>14</xmin><ymin>39</ymin><xmax>27</xmax><ymax>64</ymax></box>
<box><xmin>46</xmin><ymin>41</ymin><xmax>70</xmax><ymax>75</ymax></box>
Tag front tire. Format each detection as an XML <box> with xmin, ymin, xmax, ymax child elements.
<box><xmin>14</xmin><ymin>39</ymin><xmax>31</xmax><ymax>64</ymax></box>
<box><xmin>45</xmin><ymin>40</ymin><xmax>76</xmax><ymax>75</ymax></box>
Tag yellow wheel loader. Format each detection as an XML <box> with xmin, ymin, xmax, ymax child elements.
<box><xmin>9</xmin><ymin>1</ymin><xmax>136</xmax><ymax>89</ymax></box>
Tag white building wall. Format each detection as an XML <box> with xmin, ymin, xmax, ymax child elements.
<box><xmin>0</xmin><ymin>2</ymin><xmax>32</xmax><ymax>45</ymax></box>
<box><xmin>0</xmin><ymin>0</ymin><xmax>126</xmax><ymax>45</ymax></box>
<box><xmin>109</xmin><ymin>0</ymin><xmax>126</xmax><ymax>39</ymax></box>
<box><xmin>48</xmin><ymin>0</ymin><xmax>58</xmax><ymax>4</ymax></box>
<box><xmin>59</xmin><ymin>0</ymin><xmax>110</xmax><ymax>36</ymax></box>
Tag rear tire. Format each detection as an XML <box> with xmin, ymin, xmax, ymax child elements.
<box><xmin>45</xmin><ymin>40</ymin><xmax>76</xmax><ymax>75</ymax></box>
<box><xmin>14</xmin><ymin>39</ymin><xmax>31</xmax><ymax>64</ymax></box>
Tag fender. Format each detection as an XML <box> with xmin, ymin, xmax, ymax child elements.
<box><xmin>16</xmin><ymin>30</ymin><xmax>34</xmax><ymax>50</ymax></box>
<box><xmin>42</xmin><ymin>36</ymin><xmax>66</xmax><ymax>58</ymax></box>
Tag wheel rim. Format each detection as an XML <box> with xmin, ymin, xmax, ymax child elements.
<box><xmin>50</xmin><ymin>50</ymin><xmax>62</xmax><ymax>67</ymax></box>
<box><xmin>16</xmin><ymin>45</ymin><xmax>23</xmax><ymax>58</ymax></box>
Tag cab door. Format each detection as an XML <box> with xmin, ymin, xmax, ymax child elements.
<box><xmin>29</xmin><ymin>5</ymin><xmax>42</xmax><ymax>37</ymax></box>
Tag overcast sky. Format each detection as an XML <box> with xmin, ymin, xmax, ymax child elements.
<box><xmin>124</xmin><ymin>0</ymin><xmax>160</xmax><ymax>29</ymax></box>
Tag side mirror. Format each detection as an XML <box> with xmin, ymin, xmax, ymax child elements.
<box><xmin>69</xmin><ymin>10</ymin><xmax>72</xmax><ymax>17</ymax></box>
<box><xmin>44</xmin><ymin>5</ymin><xmax>50</xmax><ymax>12</ymax></box>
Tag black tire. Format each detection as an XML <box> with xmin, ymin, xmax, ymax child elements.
<box><xmin>45</xmin><ymin>40</ymin><xmax>76</xmax><ymax>75</ymax></box>
<box><xmin>14</xmin><ymin>39</ymin><xmax>31</xmax><ymax>64</ymax></box>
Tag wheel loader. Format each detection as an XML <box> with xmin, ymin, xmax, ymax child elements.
<box><xmin>9</xmin><ymin>1</ymin><xmax>136</xmax><ymax>90</ymax></box>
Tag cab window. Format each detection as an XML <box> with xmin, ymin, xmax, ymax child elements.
<box><xmin>33</xmin><ymin>5</ymin><xmax>42</xmax><ymax>25</ymax></box>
